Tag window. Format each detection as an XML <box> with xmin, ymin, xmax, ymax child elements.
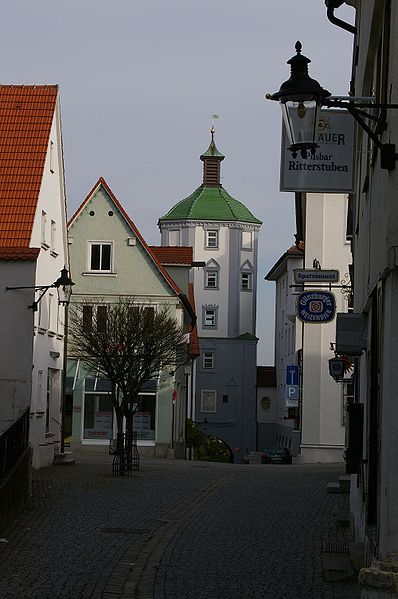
<box><xmin>89</xmin><ymin>242</ymin><xmax>112</xmax><ymax>272</ymax></box>
<box><xmin>241</xmin><ymin>272</ymin><xmax>252</xmax><ymax>291</ymax></box>
<box><xmin>201</xmin><ymin>390</ymin><xmax>216</xmax><ymax>413</ymax></box>
<box><xmin>242</xmin><ymin>230</ymin><xmax>253</xmax><ymax>250</ymax></box>
<box><xmin>50</xmin><ymin>220</ymin><xmax>57</xmax><ymax>255</ymax></box>
<box><xmin>97</xmin><ymin>305</ymin><xmax>107</xmax><ymax>333</ymax></box>
<box><xmin>169</xmin><ymin>229</ymin><xmax>180</xmax><ymax>246</ymax></box>
<box><xmin>205</xmin><ymin>270</ymin><xmax>218</xmax><ymax>289</ymax></box>
<box><xmin>203</xmin><ymin>351</ymin><xmax>215</xmax><ymax>369</ymax></box>
<box><xmin>83</xmin><ymin>305</ymin><xmax>93</xmax><ymax>332</ymax></box>
<box><xmin>203</xmin><ymin>307</ymin><xmax>217</xmax><ymax>328</ymax></box>
<box><xmin>206</xmin><ymin>230</ymin><xmax>218</xmax><ymax>249</ymax></box>
<box><xmin>49</xmin><ymin>140</ymin><xmax>55</xmax><ymax>173</ymax></box>
<box><xmin>41</xmin><ymin>211</ymin><xmax>48</xmax><ymax>247</ymax></box>
<box><xmin>48</xmin><ymin>293</ymin><xmax>54</xmax><ymax>332</ymax></box>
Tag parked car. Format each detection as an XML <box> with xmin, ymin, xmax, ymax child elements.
<box><xmin>260</xmin><ymin>447</ymin><xmax>292</xmax><ymax>464</ymax></box>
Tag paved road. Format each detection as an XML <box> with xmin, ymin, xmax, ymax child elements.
<box><xmin>0</xmin><ymin>455</ymin><xmax>359</xmax><ymax>599</ymax></box>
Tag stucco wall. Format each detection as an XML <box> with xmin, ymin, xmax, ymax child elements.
<box><xmin>0</xmin><ymin>261</ymin><xmax>36</xmax><ymax>431</ymax></box>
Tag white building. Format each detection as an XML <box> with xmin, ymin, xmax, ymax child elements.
<box><xmin>334</xmin><ymin>0</ymin><xmax>398</xmax><ymax>570</ymax></box>
<box><xmin>266</xmin><ymin>193</ymin><xmax>351</xmax><ymax>462</ymax></box>
<box><xmin>158</xmin><ymin>129</ymin><xmax>262</xmax><ymax>458</ymax></box>
<box><xmin>0</xmin><ymin>85</ymin><xmax>69</xmax><ymax>468</ymax></box>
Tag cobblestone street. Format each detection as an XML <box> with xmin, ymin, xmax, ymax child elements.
<box><xmin>0</xmin><ymin>455</ymin><xmax>359</xmax><ymax>599</ymax></box>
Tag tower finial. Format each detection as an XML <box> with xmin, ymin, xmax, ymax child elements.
<box><xmin>211</xmin><ymin>114</ymin><xmax>219</xmax><ymax>141</ymax></box>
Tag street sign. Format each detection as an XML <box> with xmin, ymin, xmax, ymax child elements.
<box><xmin>294</xmin><ymin>269</ymin><xmax>339</xmax><ymax>284</ymax></box>
<box><xmin>285</xmin><ymin>365</ymin><xmax>299</xmax><ymax>386</ymax></box>
<box><xmin>285</xmin><ymin>385</ymin><xmax>299</xmax><ymax>407</ymax></box>
<box><xmin>297</xmin><ymin>290</ymin><xmax>336</xmax><ymax>323</ymax></box>
<box><xmin>285</xmin><ymin>385</ymin><xmax>300</xmax><ymax>400</ymax></box>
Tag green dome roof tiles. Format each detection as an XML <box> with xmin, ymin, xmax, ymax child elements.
<box><xmin>159</xmin><ymin>185</ymin><xmax>262</xmax><ymax>224</ymax></box>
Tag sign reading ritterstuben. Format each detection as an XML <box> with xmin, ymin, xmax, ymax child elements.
<box><xmin>280</xmin><ymin>110</ymin><xmax>355</xmax><ymax>193</ymax></box>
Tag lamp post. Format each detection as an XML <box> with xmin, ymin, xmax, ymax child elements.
<box><xmin>267</xmin><ymin>41</ymin><xmax>398</xmax><ymax>169</ymax></box>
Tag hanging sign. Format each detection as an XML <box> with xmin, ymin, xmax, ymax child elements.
<box><xmin>294</xmin><ymin>269</ymin><xmax>339</xmax><ymax>283</ymax></box>
<box><xmin>297</xmin><ymin>290</ymin><xmax>336</xmax><ymax>323</ymax></box>
<box><xmin>280</xmin><ymin>110</ymin><xmax>355</xmax><ymax>193</ymax></box>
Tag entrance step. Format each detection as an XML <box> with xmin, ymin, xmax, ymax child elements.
<box><xmin>322</xmin><ymin>541</ymin><xmax>355</xmax><ymax>582</ymax></box>
<box><xmin>53</xmin><ymin>452</ymin><xmax>75</xmax><ymax>466</ymax></box>
<box><xmin>335</xmin><ymin>511</ymin><xmax>352</xmax><ymax>528</ymax></box>
<box><xmin>327</xmin><ymin>481</ymin><xmax>349</xmax><ymax>494</ymax></box>
<box><xmin>339</xmin><ymin>475</ymin><xmax>352</xmax><ymax>493</ymax></box>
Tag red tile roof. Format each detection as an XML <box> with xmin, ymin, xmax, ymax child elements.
<box><xmin>287</xmin><ymin>242</ymin><xmax>305</xmax><ymax>254</ymax></box>
<box><xmin>188</xmin><ymin>283</ymin><xmax>200</xmax><ymax>358</ymax></box>
<box><xmin>68</xmin><ymin>178</ymin><xmax>182</xmax><ymax>296</ymax></box>
<box><xmin>0</xmin><ymin>85</ymin><xmax>58</xmax><ymax>247</ymax></box>
<box><xmin>0</xmin><ymin>246</ymin><xmax>40</xmax><ymax>260</ymax></box>
<box><xmin>149</xmin><ymin>246</ymin><xmax>193</xmax><ymax>265</ymax></box>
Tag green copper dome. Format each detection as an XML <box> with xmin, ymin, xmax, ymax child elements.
<box><xmin>160</xmin><ymin>129</ymin><xmax>261</xmax><ymax>225</ymax></box>
<box><xmin>159</xmin><ymin>184</ymin><xmax>262</xmax><ymax>224</ymax></box>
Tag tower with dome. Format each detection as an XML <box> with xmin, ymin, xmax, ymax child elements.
<box><xmin>158</xmin><ymin>128</ymin><xmax>262</xmax><ymax>458</ymax></box>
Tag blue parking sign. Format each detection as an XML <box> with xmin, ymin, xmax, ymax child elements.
<box><xmin>286</xmin><ymin>365</ymin><xmax>299</xmax><ymax>386</ymax></box>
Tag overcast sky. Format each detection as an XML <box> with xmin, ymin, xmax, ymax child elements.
<box><xmin>2</xmin><ymin>1</ymin><xmax>355</xmax><ymax>363</ymax></box>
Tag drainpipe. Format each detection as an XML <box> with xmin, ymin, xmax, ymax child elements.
<box><xmin>325</xmin><ymin>0</ymin><xmax>357</xmax><ymax>35</ymax></box>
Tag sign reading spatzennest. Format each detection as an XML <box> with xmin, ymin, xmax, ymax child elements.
<box><xmin>297</xmin><ymin>291</ymin><xmax>336</xmax><ymax>323</ymax></box>
<box><xmin>280</xmin><ymin>110</ymin><xmax>355</xmax><ymax>193</ymax></box>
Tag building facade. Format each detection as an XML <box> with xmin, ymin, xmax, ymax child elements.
<box><xmin>0</xmin><ymin>86</ymin><xmax>69</xmax><ymax>468</ymax></box>
<box><xmin>67</xmin><ymin>178</ymin><xmax>197</xmax><ymax>457</ymax></box>
<box><xmin>336</xmin><ymin>0</ymin><xmax>398</xmax><ymax>566</ymax></box>
<box><xmin>266</xmin><ymin>193</ymin><xmax>351</xmax><ymax>462</ymax></box>
<box><xmin>158</xmin><ymin>130</ymin><xmax>261</xmax><ymax>458</ymax></box>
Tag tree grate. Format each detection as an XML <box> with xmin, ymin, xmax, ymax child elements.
<box><xmin>322</xmin><ymin>541</ymin><xmax>350</xmax><ymax>553</ymax></box>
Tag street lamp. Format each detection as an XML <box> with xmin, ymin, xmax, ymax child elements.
<box><xmin>267</xmin><ymin>41</ymin><xmax>331</xmax><ymax>158</ymax></box>
<box><xmin>267</xmin><ymin>41</ymin><xmax>398</xmax><ymax>169</ymax></box>
<box><xmin>7</xmin><ymin>266</ymin><xmax>74</xmax><ymax>310</ymax></box>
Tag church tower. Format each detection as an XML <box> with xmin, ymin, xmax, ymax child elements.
<box><xmin>158</xmin><ymin>129</ymin><xmax>262</xmax><ymax>457</ymax></box>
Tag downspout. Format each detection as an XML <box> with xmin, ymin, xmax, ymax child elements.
<box><xmin>325</xmin><ymin>0</ymin><xmax>357</xmax><ymax>36</ymax></box>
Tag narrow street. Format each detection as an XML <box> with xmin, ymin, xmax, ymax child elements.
<box><xmin>0</xmin><ymin>455</ymin><xmax>359</xmax><ymax>599</ymax></box>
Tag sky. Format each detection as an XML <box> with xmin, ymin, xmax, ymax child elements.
<box><xmin>1</xmin><ymin>1</ymin><xmax>355</xmax><ymax>364</ymax></box>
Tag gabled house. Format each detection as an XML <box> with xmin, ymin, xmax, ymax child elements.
<box><xmin>0</xmin><ymin>85</ymin><xmax>69</xmax><ymax>468</ymax></box>
<box><xmin>67</xmin><ymin>178</ymin><xmax>197</xmax><ymax>457</ymax></box>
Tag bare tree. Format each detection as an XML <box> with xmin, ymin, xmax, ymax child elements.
<box><xmin>68</xmin><ymin>298</ymin><xmax>187</xmax><ymax>464</ymax></box>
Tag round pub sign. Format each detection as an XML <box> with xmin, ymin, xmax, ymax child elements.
<box><xmin>297</xmin><ymin>290</ymin><xmax>336</xmax><ymax>323</ymax></box>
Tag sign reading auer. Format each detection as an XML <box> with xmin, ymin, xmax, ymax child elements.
<box><xmin>297</xmin><ymin>291</ymin><xmax>336</xmax><ymax>324</ymax></box>
<box><xmin>280</xmin><ymin>110</ymin><xmax>355</xmax><ymax>193</ymax></box>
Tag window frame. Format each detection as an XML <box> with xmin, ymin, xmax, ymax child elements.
<box><xmin>203</xmin><ymin>306</ymin><xmax>218</xmax><ymax>329</ymax></box>
<box><xmin>88</xmin><ymin>241</ymin><xmax>114</xmax><ymax>273</ymax></box>
<box><xmin>203</xmin><ymin>351</ymin><xmax>215</xmax><ymax>369</ymax></box>
<box><xmin>205</xmin><ymin>269</ymin><xmax>219</xmax><ymax>289</ymax></box>
<box><xmin>205</xmin><ymin>229</ymin><xmax>219</xmax><ymax>249</ymax></box>
<box><xmin>241</xmin><ymin>272</ymin><xmax>253</xmax><ymax>291</ymax></box>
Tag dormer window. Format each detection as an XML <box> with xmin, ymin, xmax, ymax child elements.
<box><xmin>206</xmin><ymin>230</ymin><xmax>218</xmax><ymax>249</ymax></box>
